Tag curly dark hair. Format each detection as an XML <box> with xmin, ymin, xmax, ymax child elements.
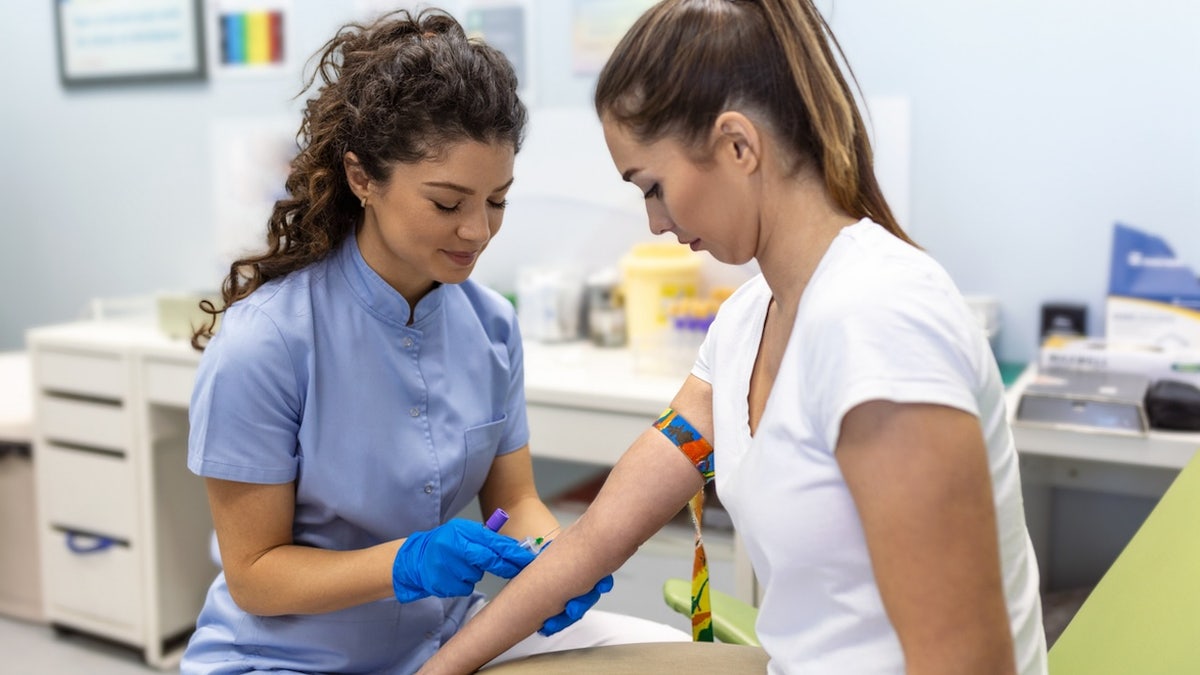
<box><xmin>193</xmin><ymin>8</ymin><xmax>526</xmax><ymax>348</ymax></box>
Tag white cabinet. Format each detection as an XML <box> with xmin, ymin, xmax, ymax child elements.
<box><xmin>28</xmin><ymin>322</ymin><xmax>212</xmax><ymax>669</ymax></box>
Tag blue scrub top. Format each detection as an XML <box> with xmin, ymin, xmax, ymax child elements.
<box><xmin>183</xmin><ymin>233</ymin><xmax>530</xmax><ymax>674</ymax></box>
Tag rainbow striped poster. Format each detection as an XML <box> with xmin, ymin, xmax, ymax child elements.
<box><xmin>219</xmin><ymin>9</ymin><xmax>284</xmax><ymax>66</ymax></box>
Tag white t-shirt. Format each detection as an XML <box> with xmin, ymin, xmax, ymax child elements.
<box><xmin>693</xmin><ymin>220</ymin><xmax>1047</xmax><ymax>674</ymax></box>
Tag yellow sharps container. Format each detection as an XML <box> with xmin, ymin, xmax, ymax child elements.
<box><xmin>619</xmin><ymin>242</ymin><xmax>703</xmax><ymax>343</ymax></box>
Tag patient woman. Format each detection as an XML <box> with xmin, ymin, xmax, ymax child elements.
<box><xmin>419</xmin><ymin>0</ymin><xmax>1048</xmax><ymax>673</ymax></box>
<box><xmin>182</xmin><ymin>9</ymin><xmax>684</xmax><ymax>674</ymax></box>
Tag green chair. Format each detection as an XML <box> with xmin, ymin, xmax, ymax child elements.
<box><xmin>1047</xmin><ymin>450</ymin><xmax>1200</xmax><ymax>674</ymax></box>
<box><xmin>662</xmin><ymin>578</ymin><xmax>760</xmax><ymax>647</ymax></box>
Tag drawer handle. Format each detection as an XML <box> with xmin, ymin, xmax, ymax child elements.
<box><xmin>65</xmin><ymin>531</ymin><xmax>116</xmax><ymax>554</ymax></box>
<box><xmin>0</xmin><ymin>442</ymin><xmax>31</xmax><ymax>460</ymax></box>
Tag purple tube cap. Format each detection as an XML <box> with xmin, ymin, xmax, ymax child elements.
<box><xmin>485</xmin><ymin>508</ymin><xmax>510</xmax><ymax>532</ymax></box>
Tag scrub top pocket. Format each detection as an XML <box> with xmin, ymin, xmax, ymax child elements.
<box><xmin>451</xmin><ymin>416</ymin><xmax>509</xmax><ymax>511</ymax></box>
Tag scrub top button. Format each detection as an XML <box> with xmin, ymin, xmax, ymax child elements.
<box><xmin>403</xmin><ymin>337</ymin><xmax>414</xmax><ymax>348</ymax></box>
<box><xmin>410</xmin><ymin>407</ymin><xmax>420</xmax><ymax>417</ymax></box>
<box><xmin>424</xmin><ymin>484</ymin><xmax>434</xmax><ymax>494</ymax></box>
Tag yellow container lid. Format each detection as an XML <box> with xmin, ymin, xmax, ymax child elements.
<box><xmin>619</xmin><ymin>242</ymin><xmax>702</xmax><ymax>274</ymax></box>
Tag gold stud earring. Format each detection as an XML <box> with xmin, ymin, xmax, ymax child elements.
<box><xmin>360</xmin><ymin>195</ymin><xmax>368</xmax><ymax>208</ymax></box>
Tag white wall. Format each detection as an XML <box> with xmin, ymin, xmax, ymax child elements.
<box><xmin>2</xmin><ymin>1</ymin><xmax>1199</xmax><ymax>362</ymax></box>
<box><xmin>823</xmin><ymin>0</ymin><xmax>1200</xmax><ymax>361</ymax></box>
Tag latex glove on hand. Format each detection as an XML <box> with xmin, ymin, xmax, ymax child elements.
<box><xmin>538</xmin><ymin>573</ymin><xmax>615</xmax><ymax>636</ymax></box>
<box><xmin>392</xmin><ymin>519</ymin><xmax>535</xmax><ymax>603</ymax></box>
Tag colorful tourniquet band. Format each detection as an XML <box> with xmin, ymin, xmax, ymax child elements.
<box><xmin>653</xmin><ymin>408</ymin><xmax>714</xmax><ymax>642</ymax></box>
<box><xmin>686</xmin><ymin>489</ymin><xmax>714</xmax><ymax>642</ymax></box>
<box><xmin>653</xmin><ymin>408</ymin><xmax>715</xmax><ymax>484</ymax></box>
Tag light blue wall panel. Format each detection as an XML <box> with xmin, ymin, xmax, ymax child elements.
<box><xmin>2</xmin><ymin>1</ymin><xmax>1198</xmax><ymax>363</ymax></box>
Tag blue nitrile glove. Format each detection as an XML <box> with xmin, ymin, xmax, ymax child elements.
<box><xmin>392</xmin><ymin>519</ymin><xmax>536</xmax><ymax>603</ymax></box>
<box><xmin>539</xmin><ymin>573</ymin><xmax>615</xmax><ymax>636</ymax></box>
<box><xmin>535</xmin><ymin>538</ymin><xmax>615</xmax><ymax>636</ymax></box>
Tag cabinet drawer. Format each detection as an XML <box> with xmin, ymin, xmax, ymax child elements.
<box><xmin>36</xmin><ymin>350</ymin><xmax>126</xmax><ymax>400</ymax></box>
<box><xmin>42</xmin><ymin>528</ymin><xmax>142</xmax><ymax>642</ymax></box>
<box><xmin>41</xmin><ymin>443</ymin><xmax>138</xmax><ymax>540</ymax></box>
<box><xmin>38</xmin><ymin>396</ymin><xmax>127</xmax><ymax>452</ymax></box>
<box><xmin>143</xmin><ymin>359</ymin><xmax>197</xmax><ymax>408</ymax></box>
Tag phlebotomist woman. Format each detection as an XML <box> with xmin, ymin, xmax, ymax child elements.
<box><xmin>182</xmin><ymin>9</ymin><xmax>685</xmax><ymax>674</ymax></box>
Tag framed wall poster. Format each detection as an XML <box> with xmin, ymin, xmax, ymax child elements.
<box><xmin>570</xmin><ymin>0</ymin><xmax>655</xmax><ymax>76</ymax></box>
<box><xmin>460</xmin><ymin>0</ymin><xmax>533</xmax><ymax>101</ymax></box>
<box><xmin>354</xmin><ymin>0</ymin><xmax>463</xmax><ymax>21</ymax></box>
<box><xmin>209</xmin><ymin>117</ymin><xmax>297</xmax><ymax>267</ymax></box>
<box><xmin>205</xmin><ymin>0</ymin><xmax>292</xmax><ymax>79</ymax></box>
<box><xmin>54</xmin><ymin>0</ymin><xmax>207</xmax><ymax>86</ymax></box>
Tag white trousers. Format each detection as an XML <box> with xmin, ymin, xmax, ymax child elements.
<box><xmin>465</xmin><ymin>603</ymin><xmax>692</xmax><ymax>668</ymax></box>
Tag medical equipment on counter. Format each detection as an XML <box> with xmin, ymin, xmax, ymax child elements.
<box><xmin>1039</xmin><ymin>336</ymin><xmax>1200</xmax><ymax>389</ymax></box>
<box><xmin>584</xmin><ymin>268</ymin><xmax>626</xmax><ymax>347</ymax></box>
<box><xmin>963</xmin><ymin>295</ymin><xmax>1002</xmax><ymax>356</ymax></box>
<box><xmin>1015</xmin><ymin>369</ymin><xmax>1150</xmax><ymax>435</ymax></box>
<box><xmin>632</xmin><ymin>293</ymin><xmax>730</xmax><ymax>376</ymax></box>
<box><xmin>1144</xmin><ymin>380</ymin><xmax>1200</xmax><ymax>431</ymax></box>
<box><xmin>157</xmin><ymin>291</ymin><xmax>221</xmax><ymax>339</ymax></box>
<box><xmin>619</xmin><ymin>242</ymin><xmax>702</xmax><ymax>342</ymax></box>
<box><xmin>516</xmin><ymin>266</ymin><xmax>585</xmax><ymax>343</ymax></box>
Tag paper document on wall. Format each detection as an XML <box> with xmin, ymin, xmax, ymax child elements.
<box><xmin>863</xmin><ymin>96</ymin><xmax>911</xmax><ymax>233</ymax></box>
<box><xmin>1109</xmin><ymin>223</ymin><xmax>1200</xmax><ymax>307</ymax></box>
<box><xmin>210</xmin><ymin>117</ymin><xmax>298</xmax><ymax>269</ymax></box>
<box><xmin>1106</xmin><ymin>223</ymin><xmax>1200</xmax><ymax>349</ymax></box>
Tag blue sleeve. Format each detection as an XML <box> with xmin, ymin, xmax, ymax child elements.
<box><xmin>187</xmin><ymin>302</ymin><xmax>303</xmax><ymax>483</ymax></box>
<box><xmin>497</xmin><ymin>315</ymin><xmax>530</xmax><ymax>456</ymax></box>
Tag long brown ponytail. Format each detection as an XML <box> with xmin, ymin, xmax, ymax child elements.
<box><xmin>595</xmin><ymin>0</ymin><xmax>913</xmax><ymax>246</ymax></box>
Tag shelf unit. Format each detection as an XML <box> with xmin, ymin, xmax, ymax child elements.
<box><xmin>28</xmin><ymin>321</ymin><xmax>213</xmax><ymax>669</ymax></box>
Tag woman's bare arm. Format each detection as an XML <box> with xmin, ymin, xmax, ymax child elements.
<box><xmin>837</xmin><ymin>400</ymin><xmax>1016</xmax><ymax>675</ymax></box>
<box><xmin>417</xmin><ymin>375</ymin><xmax>713</xmax><ymax>674</ymax></box>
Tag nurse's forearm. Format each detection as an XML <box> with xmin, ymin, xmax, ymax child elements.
<box><xmin>225</xmin><ymin>540</ymin><xmax>401</xmax><ymax>616</ymax></box>
<box><xmin>418</xmin><ymin>429</ymin><xmax>703</xmax><ymax>674</ymax></box>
